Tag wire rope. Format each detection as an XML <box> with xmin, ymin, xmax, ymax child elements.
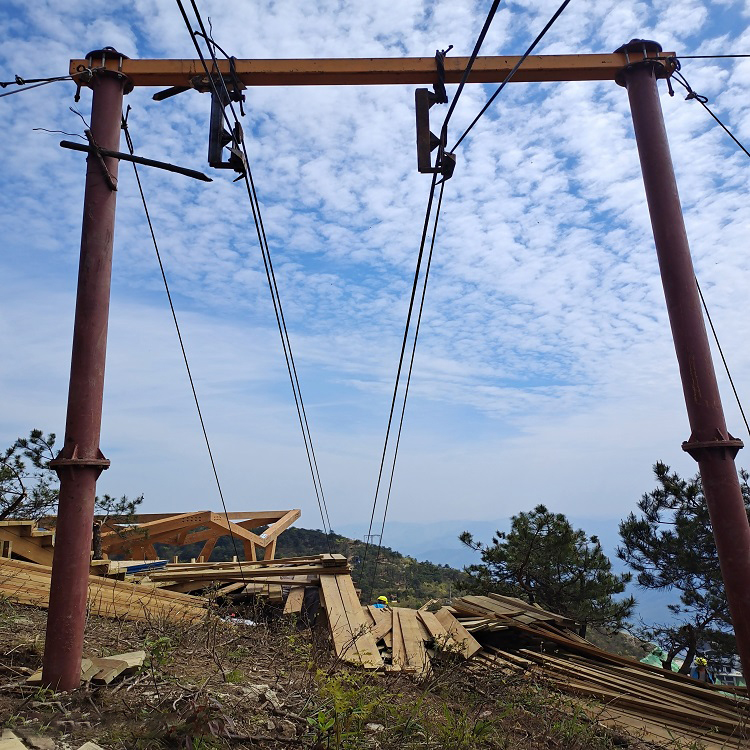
<box><xmin>361</xmin><ymin>0</ymin><xmax>509</xmax><ymax>594</ymax></box>
<box><xmin>364</xmin><ymin>180</ymin><xmax>446</xmax><ymax>603</ymax></box>
<box><xmin>173</xmin><ymin>5</ymin><xmax>364</xmax><ymax>651</ymax></box>
<box><xmin>452</xmin><ymin>0</ymin><xmax>572</xmax><ymax>151</ymax></box>
<box><xmin>670</xmin><ymin>66</ymin><xmax>750</xmax><ymax>160</ymax></box>
<box><xmin>695</xmin><ymin>277</ymin><xmax>750</xmax><ymax>438</ymax></box>
<box><xmin>174</xmin><ymin>0</ymin><xmax>334</xmax><ymax>546</ymax></box>
<box><xmin>120</xmin><ymin>110</ymin><xmax>247</xmax><ymax>581</ymax></box>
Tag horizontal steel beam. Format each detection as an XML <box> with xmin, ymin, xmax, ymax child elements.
<box><xmin>70</xmin><ymin>52</ymin><xmax>677</xmax><ymax>88</ymax></box>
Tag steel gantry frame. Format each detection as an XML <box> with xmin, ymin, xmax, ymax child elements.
<box><xmin>42</xmin><ymin>41</ymin><xmax>750</xmax><ymax>689</ymax></box>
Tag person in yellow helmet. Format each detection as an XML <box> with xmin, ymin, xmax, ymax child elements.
<box><xmin>690</xmin><ymin>656</ymin><xmax>714</xmax><ymax>683</ymax></box>
<box><xmin>373</xmin><ymin>595</ymin><xmax>390</xmax><ymax>610</ymax></box>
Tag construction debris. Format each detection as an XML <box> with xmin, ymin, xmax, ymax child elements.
<box><xmin>1</xmin><ymin>734</ymin><xmax>103</xmax><ymax>750</ymax></box>
<box><xmin>0</xmin><ymin>521</ymin><xmax>55</xmax><ymax>566</ymax></box>
<box><xmin>26</xmin><ymin>650</ymin><xmax>145</xmax><ymax>686</ymax></box>
<box><xmin>450</xmin><ymin>595</ymin><xmax>750</xmax><ymax>750</ymax></box>
<box><xmin>2</xmin><ymin>512</ymin><xmax>747</xmax><ymax>749</ymax></box>
<box><xmin>0</xmin><ymin>557</ymin><xmax>207</xmax><ymax>623</ymax></box>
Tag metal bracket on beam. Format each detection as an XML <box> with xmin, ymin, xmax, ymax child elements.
<box><xmin>207</xmin><ymin>84</ymin><xmax>246</xmax><ymax>177</ymax></box>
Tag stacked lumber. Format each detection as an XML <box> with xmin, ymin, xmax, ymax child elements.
<box><xmin>138</xmin><ymin>553</ymin><xmax>350</xmax><ymax>591</ymax></box>
<box><xmin>451</xmin><ymin>594</ymin><xmax>749</xmax><ymax>749</ymax></box>
<box><xmin>0</xmin><ymin>521</ymin><xmax>55</xmax><ymax>566</ymax></box>
<box><xmin>0</xmin><ymin>557</ymin><xmax>207</xmax><ymax>623</ymax></box>
<box><xmin>358</xmin><ymin>605</ymin><xmax>481</xmax><ymax>673</ymax></box>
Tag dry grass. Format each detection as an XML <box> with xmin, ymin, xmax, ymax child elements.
<box><xmin>0</xmin><ymin>598</ymin><xmax>671</xmax><ymax>749</ymax></box>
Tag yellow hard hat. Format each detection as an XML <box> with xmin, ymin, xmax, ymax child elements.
<box><xmin>377</xmin><ymin>596</ymin><xmax>389</xmax><ymax>604</ymax></box>
<box><xmin>695</xmin><ymin>657</ymin><xmax>708</xmax><ymax>666</ymax></box>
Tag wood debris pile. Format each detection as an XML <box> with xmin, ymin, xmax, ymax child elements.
<box><xmin>0</xmin><ymin>557</ymin><xmax>207</xmax><ymax>623</ymax></box>
<box><xmin>449</xmin><ymin>594</ymin><xmax>750</xmax><ymax>750</ymax></box>
<box><xmin>2</xmin><ymin>515</ymin><xmax>748</xmax><ymax>748</ymax></box>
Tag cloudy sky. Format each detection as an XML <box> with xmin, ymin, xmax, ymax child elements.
<box><xmin>1</xmin><ymin>0</ymin><xmax>749</xmax><ymax>559</ymax></box>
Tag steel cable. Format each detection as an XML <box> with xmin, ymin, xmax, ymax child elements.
<box><xmin>696</xmin><ymin>277</ymin><xmax>750</xmax><ymax>439</ymax></box>
<box><xmin>121</xmin><ymin>110</ymin><xmax>246</xmax><ymax>582</ymax></box>
<box><xmin>174</xmin><ymin>0</ymin><xmax>334</xmax><ymax>544</ymax></box>
<box><xmin>452</xmin><ymin>0</ymin><xmax>573</xmax><ymax>151</ymax></box>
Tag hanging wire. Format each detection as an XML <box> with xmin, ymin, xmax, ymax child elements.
<box><xmin>361</xmin><ymin>0</ymin><xmax>512</xmax><ymax>591</ymax></box>
<box><xmin>668</xmin><ymin>63</ymin><xmax>750</xmax><ymax>159</ymax></box>
<box><xmin>0</xmin><ymin>69</ymin><xmax>94</xmax><ymax>99</ymax></box>
<box><xmin>120</xmin><ymin>108</ymin><xmax>247</xmax><ymax>580</ymax></box>
<box><xmin>677</xmin><ymin>54</ymin><xmax>750</xmax><ymax>59</ymax></box>
<box><xmin>452</xmin><ymin>0</ymin><xmax>573</xmax><ymax>151</ymax></box>
<box><xmin>696</xmin><ymin>277</ymin><xmax>750</xmax><ymax>438</ymax></box>
<box><xmin>359</xmin><ymin>170</ymin><xmax>441</xmax><ymax>586</ymax></box>
<box><xmin>173</xmin><ymin>0</ymin><xmax>334</xmax><ymax>546</ymax></box>
<box><xmin>364</xmin><ymin>180</ymin><xmax>447</xmax><ymax>603</ymax></box>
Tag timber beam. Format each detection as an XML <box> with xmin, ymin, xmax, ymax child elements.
<box><xmin>69</xmin><ymin>52</ymin><xmax>677</xmax><ymax>89</ymax></box>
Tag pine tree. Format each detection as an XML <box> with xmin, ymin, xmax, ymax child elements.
<box><xmin>617</xmin><ymin>462</ymin><xmax>748</xmax><ymax>672</ymax></box>
<box><xmin>461</xmin><ymin>505</ymin><xmax>634</xmax><ymax>637</ymax></box>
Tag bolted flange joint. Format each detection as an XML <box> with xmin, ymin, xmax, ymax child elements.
<box><xmin>49</xmin><ymin>444</ymin><xmax>110</xmax><ymax>478</ymax></box>
<box><xmin>614</xmin><ymin>39</ymin><xmax>671</xmax><ymax>87</ymax></box>
<box><xmin>682</xmin><ymin>429</ymin><xmax>744</xmax><ymax>462</ymax></box>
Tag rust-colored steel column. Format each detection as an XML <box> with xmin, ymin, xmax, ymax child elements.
<box><xmin>42</xmin><ymin>49</ymin><xmax>130</xmax><ymax>691</ymax></box>
<box><xmin>618</xmin><ymin>39</ymin><xmax>750</xmax><ymax>677</ymax></box>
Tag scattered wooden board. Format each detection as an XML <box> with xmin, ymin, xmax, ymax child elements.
<box><xmin>434</xmin><ymin>607</ymin><xmax>482</xmax><ymax>658</ymax></box>
<box><xmin>319</xmin><ymin>574</ymin><xmax>383</xmax><ymax>669</ymax></box>
<box><xmin>283</xmin><ymin>586</ymin><xmax>305</xmax><ymax>614</ymax></box>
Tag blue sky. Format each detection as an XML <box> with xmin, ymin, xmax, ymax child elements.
<box><xmin>2</xmin><ymin>0</ymin><xmax>750</xmax><ymax>575</ymax></box>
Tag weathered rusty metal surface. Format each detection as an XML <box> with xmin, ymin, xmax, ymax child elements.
<box><xmin>623</xmin><ymin>46</ymin><xmax>750</xmax><ymax>680</ymax></box>
<box><xmin>42</xmin><ymin>59</ymin><xmax>126</xmax><ymax>692</ymax></box>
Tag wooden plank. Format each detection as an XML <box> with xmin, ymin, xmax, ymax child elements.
<box><xmin>27</xmin><ymin>658</ymin><xmax>94</xmax><ymax>686</ymax></box>
<box><xmin>0</xmin><ymin>557</ymin><xmax>207</xmax><ymax>623</ymax></box>
<box><xmin>0</xmin><ymin>527</ymin><xmax>54</xmax><ymax>566</ymax></box>
<box><xmin>367</xmin><ymin>606</ymin><xmax>393</xmax><ymax>642</ymax></box>
<box><xmin>0</xmin><ymin>732</ymin><xmax>27</xmax><ymax>750</ymax></box>
<box><xmin>390</xmin><ymin>607</ymin><xmax>406</xmax><ymax>670</ymax></box>
<box><xmin>398</xmin><ymin>608</ymin><xmax>429</xmax><ymax>674</ymax></box>
<box><xmin>283</xmin><ymin>586</ymin><xmax>305</xmax><ymax>615</ymax></box>
<box><xmin>417</xmin><ymin>610</ymin><xmax>449</xmax><ymax>642</ymax></box>
<box><xmin>90</xmin><ymin>650</ymin><xmax>145</xmax><ymax>684</ymax></box>
<box><xmin>319</xmin><ymin>574</ymin><xmax>382</xmax><ymax>668</ymax></box>
<box><xmin>434</xmin><ymin>608</ymin><xmax>482</xmax><ymax>658</ymax></box>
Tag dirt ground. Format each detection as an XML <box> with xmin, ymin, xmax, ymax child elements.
<box><xmin>0</xmin><ymin>598</ymin><xmax>667</xmax><ymax>750</ymax></box>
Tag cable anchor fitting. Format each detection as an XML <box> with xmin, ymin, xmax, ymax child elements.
<box><xmin>206</xmin><ymin>77</ymin><xmax>247</xmax><ymax>178</ymax></box>
<box><xmin>415</xmin><ymin>46</ymin><xmax>456</xmax><ymax>179</ymax></box>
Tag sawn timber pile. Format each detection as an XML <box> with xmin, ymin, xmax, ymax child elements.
<box><xmin>0</xmin><ymin>557</ymin><xmax>207</xmax><ymax>623</ymax></box>
<box><xmin>450</xmin><ymin>594</ymin><xmax>750</xmax><ymax>750</ymax></box>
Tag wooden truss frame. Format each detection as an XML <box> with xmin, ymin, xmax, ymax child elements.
<box><xmin>98</xmin><ymin>509</ymin><xmax>300</xmax><ymax>562</ymax></box>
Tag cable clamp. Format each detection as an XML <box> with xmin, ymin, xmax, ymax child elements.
<box><xmin>415</xmin><ymin>45</ymin><xmax>456</xmax><ymax>178</ymax></box>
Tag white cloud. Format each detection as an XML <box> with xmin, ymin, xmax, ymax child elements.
<box><xmin>1</xmin><ymin>0</ymin><xmax>749</xmax><ymax>542</ymax></box>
